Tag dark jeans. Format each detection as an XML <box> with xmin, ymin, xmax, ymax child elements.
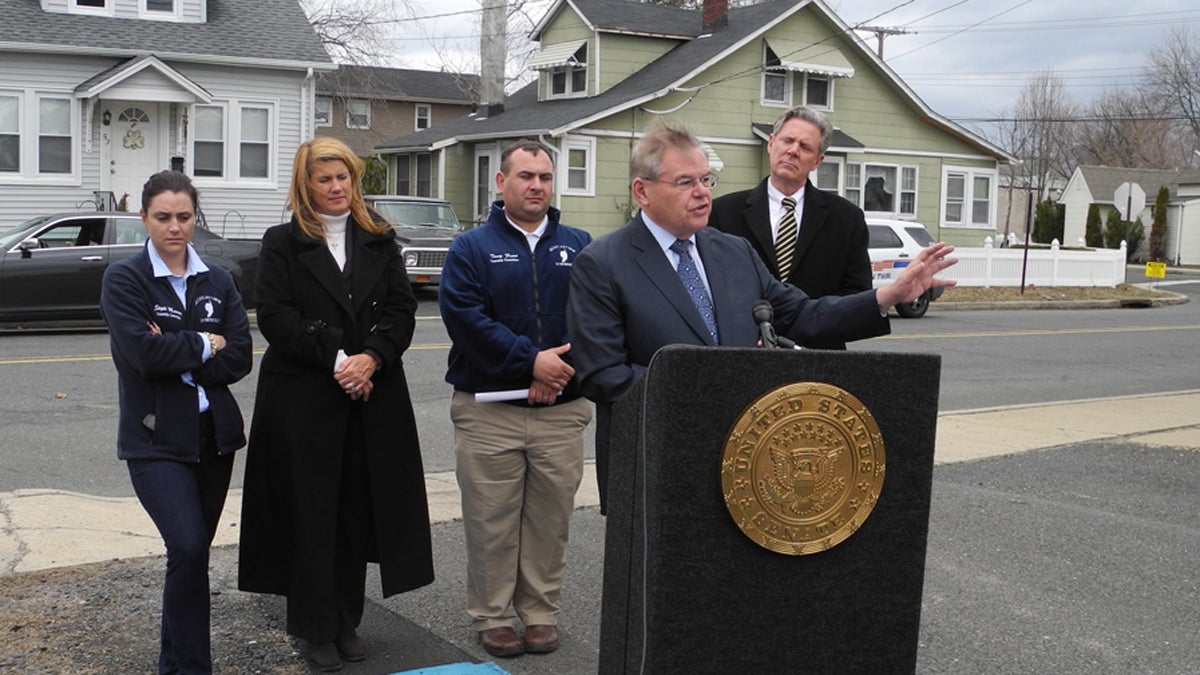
<box><xmin>127</xmin><ymin>412</ymin><xmax>234</xmax><ymax>675</ymax></box>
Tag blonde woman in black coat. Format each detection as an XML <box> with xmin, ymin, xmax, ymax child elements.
<box><xmin>238</xmin><ymin>137</ymin><xmax>434</xmax><ymax>672</ymax></box>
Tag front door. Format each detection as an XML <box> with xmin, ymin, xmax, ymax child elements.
<box><xmin>105</xmin><ymin>101</ymin><xmax>164</xmax><ymax>209</ymax></box>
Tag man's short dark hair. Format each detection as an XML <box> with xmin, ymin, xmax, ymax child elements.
<box><xmin>501</xmin><ymin>139</ymin><xmax>555</xmax><ymax>173</ymax></box>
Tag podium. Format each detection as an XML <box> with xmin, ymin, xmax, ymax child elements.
<box><xmin>599</xmin><ymin>346</ymin><xmax>940</xmax><ymax>674</ymax></box>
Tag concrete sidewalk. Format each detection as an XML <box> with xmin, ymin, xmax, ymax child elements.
<box><xmin>3</xmin><ymin>390</ymin><xmax>1199</xmax><ymax>575</ymax></box>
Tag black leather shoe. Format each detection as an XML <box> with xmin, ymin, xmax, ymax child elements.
<box><xmin>307</xmin><ymin>641</ymin><xmax>342</xmax><ymax>672</ymax></box>
<box><xmin>336</xmin><ymin>628</ymin><xmax>367</xmax><ymax>662</ymax></box>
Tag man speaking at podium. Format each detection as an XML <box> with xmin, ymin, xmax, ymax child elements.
<box><xmin>566</xmin><ymin>120</ymin><xmax>955</xmax><ymax>511</ymax></box>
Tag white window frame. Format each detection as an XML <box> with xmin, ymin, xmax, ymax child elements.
<box><xmin>70</xmin><ymin>0</ymin><xmax>113</xmax><ymax>16</ymax></box>
<box><xmin>941</xmin><ymin>165</ymin><xmax>997</xmax><ymax>229</ymax></box>
<box><xmin>560</xmin><ymin>135</ymin><xmax>595</xmax><ymax>197</ymax></box>
<box><xmin>842</xmin><ymin>161</ymin><xmax>919</xmax><ymax>219</ymax></box>
<box><xmin>415</xmin><ymin>103</ymin><xmax>431</xmax><ymax>130</ymax></box>
<box><xmin>190</xmin><ymin>100</ymin><xmax>277</xmax><ymax>187</ymax></box>
<box><xmin>812</xmin><ymin>156</ymin><xmax>842</xmax><ymax>193</ymax></box>
<box><xmin>547</xmin><ymin>44</ymin><xmax>588</xmax><ymax>99</ymax></box>
<box><xmin>346</xmin><ymin>99</ymin><xmax>371</xmax><ymax>129</ymax></box>
<box><xmin>802</xmin><ymin>73</ymin><xmax>833</xmax><ymax>111</ymax></box>
<box><xmin>36</xmin><ymin>95</ymin><xmax>73</xmax><ymax>176</ymax></box>
<box><xmin>761</xmin><ymin>44</ymin><xmax>790</xmax><ymax>108</ymax></box>
<box><xmin>314</xmin><ymin>96</ymin><xmax>332</xmax><ymax>127</ymax></box>
<box><xmin>473</xmin><ymin>143</ymin><xmax>499</xmax><ymax>221</ymax></box>
<box><xmin>0</xmin><ymin>91</ymin><xmax>23</xmax><ymax>176</ymax></box>
<box><xmin>0</xmin><ymin>91</ymin><xmax>80</xmax><ymax>185</ymax></box>
<box><xmin>140</xmin><ymin>0</ymin><xmax>182</xmax><ymax>20</ymax></box>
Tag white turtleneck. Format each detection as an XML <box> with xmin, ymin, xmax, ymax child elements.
<box><xmin>320</xmin><ymin>211</ymin><xmax>350</xmax><ymax>270</ymax></box>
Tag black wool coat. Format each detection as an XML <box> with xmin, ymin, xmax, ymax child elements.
<box><xmin>238</xmin><ymin>216</ymin><xmax>434</xmax><ymax>599</ymax></box>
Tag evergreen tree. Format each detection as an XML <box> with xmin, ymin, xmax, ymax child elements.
<box><xmin>1085</xmin><ymin>204</ymin><xmax>1104</xmax><ymax>247</ymax></box>
<box><xmin>1149</xmin><ymin>185</ymin><xmax>1170</xmax><ymax>261</ymax></box>
<box><xmin>1104</xmin><ymin>208</ymin><xmax>1125</xmax><ymax>249</ymax></box>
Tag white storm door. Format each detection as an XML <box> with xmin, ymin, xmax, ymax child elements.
<box><xmin>105</xmin><ymin>101</ymin><xmax>164</xmax><ymax>208</ymax></box>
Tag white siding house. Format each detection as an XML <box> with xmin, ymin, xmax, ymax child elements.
<box><xmin>0</xmin><ymin>0</ymin><xmax>333</xmax><ymax>237</ymax></box>
<box><xmin>1062</xmin><ymin>165</ymin><xmax>1200</xmax><ymax>265</ymax></box>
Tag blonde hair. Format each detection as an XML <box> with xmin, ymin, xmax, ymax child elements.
<box><xmin>287</xmin><ymin>137</ymin><xmax>389</xmax><ymax>239</ymax></box>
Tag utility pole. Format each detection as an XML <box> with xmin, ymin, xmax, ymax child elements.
<box><xmin>855</xmin><ymin>26</ymin><xmax>913</xmax><ymax>58</ymax></box>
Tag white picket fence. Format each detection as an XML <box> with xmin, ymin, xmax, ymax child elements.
<box><xmin>942</xmin><ymin>237</ymin><xmax>1128</xmax><ymax>287</ymax></box>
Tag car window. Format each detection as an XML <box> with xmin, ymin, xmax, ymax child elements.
<box><xmin>373</xmin><ymin>202</ymin><xmax>460</xmax><ymax>230</ymax></box>
<box><xmin>868</xmin><ymin>225</ymin><xmax>903</xmax><ymax>249</ymax></box>
<box><xmin>113</xmin><ymin>218</ymin><xmax>146</xmax><ymax>245</ymax></box>
<box><xmin>34</xmin><ymin>218</ymin><xmax>107</xmax><ymax>248</ymax></box>
<box><xmin>0</xmin><ymin>216</ymin><xmax>51</xmax><ymax>249</ymax></box>
<box><xmin>905</xmin><ymin>226</ymin><xmax>935</xmax><ymax>247</ymax></box>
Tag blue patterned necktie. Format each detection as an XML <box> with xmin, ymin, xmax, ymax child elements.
<box><xmin>670</xmin><ymin>239</ymin><xmax>719</xmax><ymax>345</ymax></box>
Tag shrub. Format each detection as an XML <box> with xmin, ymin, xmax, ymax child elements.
<box><xmin>361</xmin><ymin>156</ymin><xmax>387</xmax><ymax>195</ymax></box>
<box><xmin>1033</xmin><ymin>199</ymin><xmax>1064</xmax><ymax>244</ymax></box>
<box><xmin>1103</xmin><ymin>208</ymin><xmax>1124</xmax><ymax>249</ymax></box>
<box><xmin>1085</xmin><ymin>204</ymin><xmax>1104</xmax><ymax>247</ymax></box>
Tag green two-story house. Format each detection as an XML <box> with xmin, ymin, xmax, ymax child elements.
<box><xmin>374</xmin><ymin>0</ymin><xmax>1010</xmax><ymax>245</ymax></box>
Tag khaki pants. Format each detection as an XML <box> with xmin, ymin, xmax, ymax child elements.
<box><xmin>450</xmin><ymin>391</ymin><xmax>592</xmax><ymax>631</ymax></box>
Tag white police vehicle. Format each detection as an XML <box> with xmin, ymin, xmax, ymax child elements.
<box><xmin>867</xmin><ymin>218</ymin><xmax>944</xmax><ymax>318</ymax></box>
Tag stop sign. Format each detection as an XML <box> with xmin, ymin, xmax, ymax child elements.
<box><xmin>1114</xmin><ymin>182</ymin><xmax>1147</xmax><ymax>221</ymax></box>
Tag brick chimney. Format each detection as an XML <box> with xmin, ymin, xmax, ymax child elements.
<box><xmin>703</xmin><ymin>0</ymin><xmax>728</xmax><ymax>31</ymax></box>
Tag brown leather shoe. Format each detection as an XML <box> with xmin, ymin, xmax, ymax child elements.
<box><xmin>523</xmin><ymin>624</ymin><xmax>560</xmax><ymax>654</ymax></box>
<box><xmin>478</xmin><ymin>626</ymin><xmax>525</xmax><ymax>657</ymax></box>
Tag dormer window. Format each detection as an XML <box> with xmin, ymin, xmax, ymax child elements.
<box><xmin>71</xmin><ymin>0</ymin><xmax>113</xmax><ymax>15</ymax></box>
<box><xmin>531</xmin><ymin>40</ymin><xmax>589</xmax><ymax>99</ymax></box>
<box><xmin>761</xmin><ymin>38</ymin><xmax>854</xmax><ymax>110</ymax></box>
<box><xmin>141</xmin><ymin>0</ymin><xmax>180</xmax><ymax>19</ymax></box>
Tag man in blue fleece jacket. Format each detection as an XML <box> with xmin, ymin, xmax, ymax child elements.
<box><xmin>439</xmin><ymin>140</ymin><xmax>593</xmax><ymax>658</ymax></box>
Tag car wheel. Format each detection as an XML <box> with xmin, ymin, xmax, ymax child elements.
<box><xmin>895</xmin><ymin>292</ymin><xmax>930</xmax><ymax>318</ymax></box>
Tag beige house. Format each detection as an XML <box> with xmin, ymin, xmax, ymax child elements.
<box><xmin>315</xmin><ymin>65</ymin><xmax>478</xmax><ymax>159</ymax></box>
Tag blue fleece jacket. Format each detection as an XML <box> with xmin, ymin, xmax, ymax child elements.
<box><xmin>439</xmin><ymin>201</ymin><xmax>592</xmax><ymax>398</ymax></box>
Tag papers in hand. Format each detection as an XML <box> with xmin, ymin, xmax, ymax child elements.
<box><xmin>474</xmin><ymin>389</ymin><xmax>562</xmax><ymax>403</ymax></box>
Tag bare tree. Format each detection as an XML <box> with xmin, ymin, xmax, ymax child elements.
<box><xmin>1075</xmin><ymin>89</ymin><xmax>1188</xmax><ymax>169</ymax></box>
<box><xmin>1146</xmin><ymin>26</ymin><xmax>1200</xmax><ymax>157</ymax></box>
<box><xmin>413</xmin><ymin>1</ymin><xmax>540</xmax><ymax>95</ymax></box>
<box><xmin>992</xmin><ymin>71</ymin><xmax>1077</xmax><ymax>237</ymax></box>
<box><xmin>301</xmin><ymin>0</ymin><xmax>410</xmax><ymax>64</ymax></box>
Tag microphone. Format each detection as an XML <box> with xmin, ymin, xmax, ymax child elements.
<box><xmin>752</xmin><ymin>299</ymin><xmax>780</xmax><ymax>349</ymax></box>
<box><xmin>752</xmin><ymin>299</ymin><xmax>797</xmax><ymax>350</ymax></box>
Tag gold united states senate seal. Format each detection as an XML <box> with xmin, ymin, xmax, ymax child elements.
<box><xmin>720</xmin><ymin>382</ymin><xmax>884</xmax><ymax>556</ymax></box>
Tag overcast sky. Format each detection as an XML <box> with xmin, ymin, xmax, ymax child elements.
<box><xmin>385</xmin><ymin>0</ymin><xmax>1200</xmax><ymax>126</ymax></box>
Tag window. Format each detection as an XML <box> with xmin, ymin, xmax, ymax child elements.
<box><xmin>548</xmin><ymin>44</ymin><xmax>588</xmax><ymax>98</ymax></box>
<box><xmin>475</xmin><ymin>154</ymin><xmax>491</xmax><ymax>218</ymax></box>
<box><xmin>804</xmin><ymin>74</ymin><xmax>831</xmax><ymax>109</ymax></box>
<box><xmin>813</xmin><ymin>158</ymin><xmax>840</xmax><ymax>192</ymax></box>
<box><xmin>762</xmin><ymin>45</ymin><xmax>789</xmax><ymax>106</ymax></box>
<box><xmin>0</xmin><ymin>95</ymin><xmax>18</xmax><ymax>173</ymax></box>
<box><xmin>395</xmin><ymin>155</ymin><xmax>411</xmax><ymax>195</ymax></box>
<box><xmin>415</xmin><ymin>153</ymin><xmax>431</xmax><ymax>197</ymax></box>
<box><xmin>192</xmin><ymin>102</ymin><xmax>275</xmax><ymax>183</ymax></box>
<box><xmin>415</xmin><ymin>104</ymin><xmax>431</xmax><ymax>130</ymax></box>
<box><xmin>346</xmin><ymin>99</ymin><xmax>370</xmax><ymax>129</ymax></box>
<box><xmin>842</xmin><ymin>162</ymin><xmax>918</xmax><ymax>218</ymax></box>
<box><xmin>561</xmin><ymin>136</ymin><xmax>595</xmax><ymax>196</ymax></box>
<box><xmin>942</xmin><ymin>167</ymin><xmax>995</xmax><ymax>227</ymax></box>
<box><xmin>38</xmin><ymin>98</ymin><xmax>71</xmax><ymax>174</ymax></box>
<box><xmin>315</xmin><ymin>97</ymin><xmax>332</xmax><ymax>127</ymax></box>
<box><xmin>140</xmin><ymin>0</ymin><xmax>180</xmax><ymax>18</ymax></box>
<box><xmin>70</xmin><ymin>0</ymin><xmax>111</xmax><ymax>14</ymax></box>
<box><xmin>193</xmin><ymin>105</ymin><xmax>224</xmax><ymax>177</ymax></box>
<box><xmin>240</xmin><ymin>107</ymin><xmax>270</xmax><ymax>179</ymax></box>
<box><xmin>900</xmin><ymin>167</ymin><xmax>917</xmax><ymax>216</ymax></box>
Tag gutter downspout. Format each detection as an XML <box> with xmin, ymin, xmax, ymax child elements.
<box><xmin>302</xmin><ymin>68</ymin><xmax>314</xmax><ymax>140</ymax></box>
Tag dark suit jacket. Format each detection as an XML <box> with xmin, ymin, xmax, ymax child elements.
<box><xmin>709</xmin><ymin>179</ymin><xmax>872</xmax><ymax>349</ymax></box>
<box><xmin>566</xmin><ymin>215</ymin><xmax>888</xmax><ymax>510</ymax></box>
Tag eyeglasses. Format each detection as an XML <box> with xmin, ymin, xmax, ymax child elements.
<box><xmin>642</xmin><ymin>173</ymin><xmax>719</xmax><ymax>191</ymax></box>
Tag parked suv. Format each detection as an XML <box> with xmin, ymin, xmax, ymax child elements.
<box><xmin>867</xmin><ymin>218</ymin><xmax>944</xmax><ymax>318</ymax></box>
<box><xmin>366</xmin><ymin>195</ymin><xmax>463</xmax><ymax>287</ymax></box>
